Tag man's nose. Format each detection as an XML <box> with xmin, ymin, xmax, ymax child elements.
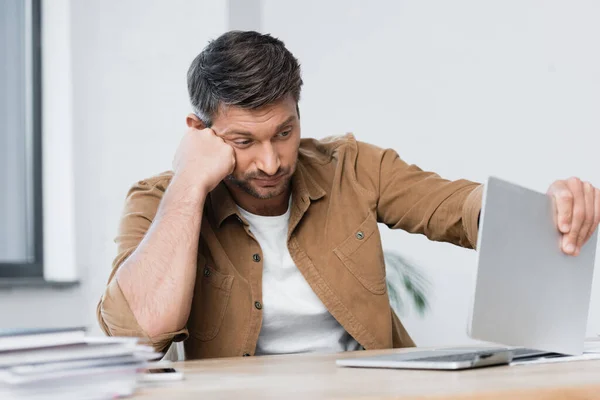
<box><xmin>255</xmin><ymin>143</ymin><xmax>281</xmax><ymax>176</ymax></box>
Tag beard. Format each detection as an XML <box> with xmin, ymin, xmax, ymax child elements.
<box><xmin>225</xmin><ymin>164</ymin><xmax>295</xmax><ymax>200</ymax></box>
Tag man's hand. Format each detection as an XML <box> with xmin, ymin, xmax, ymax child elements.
<box><xmin>173</xmin><ymin>127</ymin><xmax>236</xmax><ymax>193</ymax></box>
<box><xmin>547</xmin><ymin>178</ymin><xmax>600</xmax><ymax>256</ymax></box>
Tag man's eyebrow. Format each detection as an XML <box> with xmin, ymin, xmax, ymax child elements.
<box><xmin>275</xmin><ymin>116</ymin><xmax>296</xmax><ymax>131</ymax></box>
<box><xmin>221</xmin><ymin>115</ymin><xmax>297</xmax><ymax>137</ymax></box>
<box><xmin>221</xmin><ymin>130</ymin><xmax>253</xmax><ymax>137</ymax></box>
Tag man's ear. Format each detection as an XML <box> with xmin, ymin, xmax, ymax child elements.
<box><xmin>186</xmin><ymin>113</ymin><xmax>206</xmax><ymax>129</ymax></box>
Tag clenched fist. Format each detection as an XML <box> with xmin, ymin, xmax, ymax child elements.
<box><xmin>172</xmin><ymin>128</ymin><xmax>236</xmax><ymax>193</ymax></box>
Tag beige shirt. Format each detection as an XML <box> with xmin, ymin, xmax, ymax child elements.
<box><xmin>97</xmin><ymin>134</ymin><xmax>482</xmax><ymax>359</ymax></box>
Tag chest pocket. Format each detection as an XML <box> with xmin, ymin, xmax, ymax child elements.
<box><xmin>189</xmin><ymin>263</ymin><xmax>234</xmax><ymax>342</ymax></box>
<box><xmin>333</xmin><ymin>214</ymin><xmax>387</xmax><ymax>295</ymax></box>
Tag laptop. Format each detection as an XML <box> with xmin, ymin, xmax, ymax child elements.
<box><xmin>337</xmin><ymin>176</ymin><xmax>597</xmax><ymax>370</ymax></box>
<box><xmin>335</xmin><ymin>347</ymin><xmax>565</xmax><ymax>370</ymax></box>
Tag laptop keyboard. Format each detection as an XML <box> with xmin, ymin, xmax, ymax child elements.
<box><xmin>409</xmin><ymin>351</ymin><xmax>500</xmax><ymax>363</ymax></box>
<box><xmin>351</xmin><ymin>348</ymin><xmax>568</xmax><ymax>366</ymax></box>
<box><xmin>407</xmin><ymin>348</ymin><xmax>565</xmax><ymax>363</ymax></box>
<box><xmin>510</xmin><ymin>348</ymin><xmax>564</xmax><ymax>360</ymax></box>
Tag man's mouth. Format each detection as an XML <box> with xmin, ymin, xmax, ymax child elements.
<box><xmin>253</xmin><ymin>174</ymin><xmax>284</xmax><ymax>186</ymax></box>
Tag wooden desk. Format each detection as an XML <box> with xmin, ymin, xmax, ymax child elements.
<box><xmin>136</xmin><ymin>348</ymin><xmax>600</xmax><ymax>399</ymax></box>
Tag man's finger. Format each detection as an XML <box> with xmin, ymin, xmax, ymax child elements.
<box><xmin>586</xmin><ymin>187</ymin><xmax>600</xmax><ymax>245</ymax></box>
<box><xmin>563</xmin><ymin>177</ymin><xmax>585</xmax><ymax>255</ymax></box>
<box><xmin>576</xmin><ymin>182</ymin><xmax>595</xmax><ymax>255</ymax></box>
<box><xmin>548</xmin><ymin>181</ymin><xmax>573</xmax><ymax>234</ymax></box>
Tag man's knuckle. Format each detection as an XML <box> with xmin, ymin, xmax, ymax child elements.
<box><xmin>573</xmin><ymin>209</ymin><xmax>585</xmax><ymax>220</ymax></box>
<box><xmin>559</xmin><ymin>191</ymin><xmax>574</xmax><ymax>201</ymax></box>
<box><xmin>562</xmin><ymin>208</ymin><xmax>572</xmax><ymax>218</ymax></box>
<box><xmin>581</xmin><ymin>218</ymin><xmax>592</xmax><ymax>228</ymax></box>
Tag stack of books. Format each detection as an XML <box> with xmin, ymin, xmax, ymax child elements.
<box><xmin>0</xmin><ymin>327</ymin><xmax>160</xmax><ymax>399</ymax></box>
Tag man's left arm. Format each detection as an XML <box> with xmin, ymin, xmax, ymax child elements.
<box><xmin>361</xmin><ymin>141</ymin><xmax>483</xmax><ymax>248</ymax></box>
<box><xmin>361</xmin><ymin>142</ymin><xmax>600</xmax><ymax>253</ymax></box>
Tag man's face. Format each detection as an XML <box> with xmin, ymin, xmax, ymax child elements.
<box><xmin>211</xmin><ymin>95</ymin><xmax>301</xmax><ymax>200</ymax></box>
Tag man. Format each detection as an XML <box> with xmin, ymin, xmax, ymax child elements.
<box><xmin>97</xmin><ymin>31</ymin><xmax>600</xmax><ymax>359</ymax></box>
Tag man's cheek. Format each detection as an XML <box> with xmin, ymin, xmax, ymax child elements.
<box><xmin>231</xmin><ymin>150</ymin><xmax>244</xmax><ymax>174</ymax></box>
<box><xmin>230</xmin><ymin>158</ymin><xmax>245</xmax><ymax>177</ymax></box>
<box><xmin>233</xmin><ymin>166</ymin><xmax>252</xmax><ymax>182</ymax></box>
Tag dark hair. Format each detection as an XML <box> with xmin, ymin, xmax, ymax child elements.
<box><xmin>187</xmin><ymin>31</ymin><xmax>303</xmax><ymax>126</ymax></box>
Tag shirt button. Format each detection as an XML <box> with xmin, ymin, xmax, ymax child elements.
<box><xmin>243</xmin><ymin>353</ymin><xmax>251</xmax><ymax>357</ymax></box>
<box><xmin>356</xmin><ymin>231</ymin><xmax>365</xmax><ymax>240</ymax></box>
<box><xmin>254</xmin><ymin>301</ymin><xmax>263</xmax><ymax>310</ymax></box>
<box><xmin>203</xmin><ymin>266</ymin><xmax>211</xmax><ymax>277</ymax></box>
<box><xmin>252</xmin><ymin>254</ymin><xmax>261</xmax><ymax>262</ymax></box>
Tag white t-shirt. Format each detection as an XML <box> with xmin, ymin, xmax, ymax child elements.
<box><xmin>237</xmin><ymin>203</ymin><xmax>361</xmax><ymax>355</ymax></box>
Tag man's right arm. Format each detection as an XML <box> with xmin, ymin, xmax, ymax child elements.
<box><xmin>97</xmin><ymin>127</ymin><xmax>236</xmax><ymax>352</ymax></box>
<box><xmin>96</xmin><ymin>174</ymin><xmax>204</xmax><ymax>351</ymax></box>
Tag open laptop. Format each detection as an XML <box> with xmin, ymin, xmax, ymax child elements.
<box><xmin>337</xmin><ymin>176</ymin><xmax>597</xmax><ymax>370</ymax></box>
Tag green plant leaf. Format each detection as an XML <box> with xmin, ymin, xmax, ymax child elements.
<box><xmin>384</xmin><ymin>251</ymin><xmax>430</xmax><ymax>317</ymax></box>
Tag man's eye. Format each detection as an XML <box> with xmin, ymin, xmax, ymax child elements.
<box><xmin>278</xmin><ymin>131</ymin><xmax>291</xmax><ymax>138</ymax></box>
<box><xmin>235</xmin><ymin>140</ymin><xmax>252</xmax><ymax>146</ymax></box>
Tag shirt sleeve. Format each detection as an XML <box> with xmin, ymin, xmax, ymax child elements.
<box><xmin>97</xmin><ymin>175</ymin><xmax>189</xmax><ymax>353</ymax></box>
<box><xmin>357</xmin><ymin>141</ymin><xmax>483</xmax><ymax>249</ymax></box>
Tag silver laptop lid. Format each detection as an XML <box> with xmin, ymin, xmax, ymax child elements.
<box><xmin>468</xmin><ymin>176</ymin><xmax>597</xmax><ymax>355</ymax></box>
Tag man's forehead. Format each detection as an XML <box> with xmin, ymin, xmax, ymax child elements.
<box><xmin>214</xmin><ymin>100</ymin><xmax>298</xmax><ymax>134</ymax></box>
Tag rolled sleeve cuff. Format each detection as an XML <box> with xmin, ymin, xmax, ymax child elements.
<box><xmin>98</xmin><ymin>278</ymin><xmax>189</xmax><ymax>353</ymax></box>
<box><xmin>462</xmin><ymin>184</ymin><xmax>484</xmax><ymax>249</ymax></box>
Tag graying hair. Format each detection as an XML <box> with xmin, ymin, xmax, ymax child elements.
<box><xmin>187</xmin><ymin>31</ymin><xmax>303</xmax><ymax>126</ymax></box>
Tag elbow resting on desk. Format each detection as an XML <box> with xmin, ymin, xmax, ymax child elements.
<box><xmin>97</xmin><ymin>277</ymin><xmax>188</xmax><ymax>353</ymax></box>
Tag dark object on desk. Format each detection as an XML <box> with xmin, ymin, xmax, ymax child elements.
<box><xmin>141</xmin><ymin>367</ymin><xmax>184</xmax><ymax>382</ymax></box>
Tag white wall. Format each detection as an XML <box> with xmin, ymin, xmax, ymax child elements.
<box><xmin>2</xmin><ymin>0</ymin><xmax>599</xmax><ymax>349</ymax></box>
<box><xmin>262</xmin><ymin>0</ymin><xmax>600</xmax><ymax>345</ymax></box>
<box><xmin>0</xmin><ymin>0</ymin><xmax>227</xmax><ymax>333</ymax></box>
